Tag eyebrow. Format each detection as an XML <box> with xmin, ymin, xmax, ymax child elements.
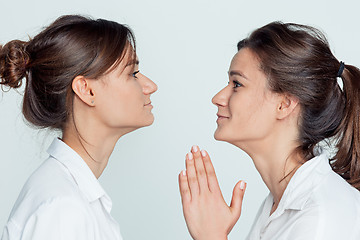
<box><xmin>228</xmin><ymin>70</ymin><xmax>248</xmax><ymax>80</ymax></box>
<box><xmin>126</xmin><ymin>59</ymin><xmax>140</xmax><ymax>67</ymax></box>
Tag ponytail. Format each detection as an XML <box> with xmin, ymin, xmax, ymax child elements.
<box><xmin>332</xmin><ymin>64</ymin><xmax>360</xmax><ymax>190</ymax></box>
<box><xmin>0</xmin><ymin>40</ymin><xmax>29</xmax><ymax>88</ymax></box>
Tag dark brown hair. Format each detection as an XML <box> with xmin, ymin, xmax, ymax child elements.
<box><xmin>237</xmin><ymin>22</ymin><xmax>360</xmax><ymax>190</ymax></box>
<box><xmin>0</xmin><ymin>15</ymin><xmax>136</xmax><ymax>130</ymax></box>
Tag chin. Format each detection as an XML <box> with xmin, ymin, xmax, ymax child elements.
<box><xmin>145</xmin><ymin>115</ymin><xmax>155</xmax><ymax>126</ymax></box>
<box><xmin>214</xmin><ymin>129</ymin><xmax>226</xmax><ymax>142</ymax></box>
<box><xmin>136</xmin><ymin>117</ymin><xmax>154</xmax><ymax>128</ymax></box>
<box><xmin>117</xmin><ymin>118</ymin><xmax>154</xmax><ymax>132</ymax></box>
<box><xmin>214</xmin><ymin>129</ymin><xmax>239</xmax><ymax>145</ymax></box>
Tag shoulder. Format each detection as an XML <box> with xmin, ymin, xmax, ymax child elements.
<box><xmin>18</xmin><ymin>156</ymin><xmax>82</xmax><ymax>202</ymax></box>
<box><xmin>5</xmin><ymin>196</ymin><xmax>94</xmax><ymax>240</ymax></box>
<box><xmin>309</xmin><ymin>169</ymin><xmax>360</xmax><ymax>212</ymax></box>
<box><xmin>25</xmin><ymin>195</ymin><xmax>92</xmax><ymax>219</ymax></box>
<box><xmin>7</xmin><ymin>157</ymin><xmax>90</xmax><ymax>230</ymax></box>
<box><xmin>30</xmin><ymin>196</ymin><xmax>92</xmax><ymax>218</ymax></box>
<box><xmin>293</xmin><ymin>170</ymin><xmax>360</xmax><ymax>239</ymax></box>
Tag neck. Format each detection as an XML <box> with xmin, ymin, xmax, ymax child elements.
<box><xmin>62</xmin><ymin>116</ymin><xmax>135</xmax><ymax>179</ymax></box>
<box><xmin>233</xmin><ymin>124</ymin><xmax>303</xmax><ymax>210</ymax></box>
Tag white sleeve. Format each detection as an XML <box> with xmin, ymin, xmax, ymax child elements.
<box><xmin>20</xmin><ymin>197</ymin><xmax>94</xmax><ymax>240</ymax></box>
<box><xmin>287</xmin><ymin>210</ymin><xmax>360</xmax><ymax>240</ymax></box>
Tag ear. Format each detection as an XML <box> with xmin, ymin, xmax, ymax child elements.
<box><xmin>72</xmin><ymin>76</ymin><xmax>95</xmax><ymax>107</ymax></box>
<box><xmin>276</xmin><ymin>94</ymin><xmax>299</xmax><ymax>120</ymax></box>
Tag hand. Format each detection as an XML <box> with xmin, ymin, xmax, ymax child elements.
<box><xmin>178</xmin><ymin>146</ymin><xmax>247</xmax><ymax>240</ymax></box>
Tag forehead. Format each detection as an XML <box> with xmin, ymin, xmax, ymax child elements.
<box><xmin>229</xmin><ymin>48</ymin><xmax>261</xmax><ymax>71</ymax></box>
<box><xmin>110</xmin><ymin>51</ymin><xmax>138</xmax><ymax>75</ymax></box>
<box><xmin>229</xmin><ymin>48</ymin><xmax>270</xmax><ymax>91</ymax></box>
<box><xmin>123</xmin><ymin>45</ymin><xmax>139</xmax><ymax>69</ymax></box>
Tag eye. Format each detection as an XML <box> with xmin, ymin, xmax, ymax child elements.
<box><xmin>232</xmin><ymin>80</ymin><xmax>243</xmax><ymax>89</ymax></box>
<box><xmin>132</xmin><ymin>70</ymin><xmax>140</xmax><ymax>79</ymax></box>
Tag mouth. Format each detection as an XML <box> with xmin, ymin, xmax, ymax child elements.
<box><xmin>216</xmin><ymin>113</ymin><xmax>229</xmax><ymax>121</ymax></box>
<box><xmin>144</xmin><ymin>102</ymin><xmax>152</xmax><ymax>107</ymax></box>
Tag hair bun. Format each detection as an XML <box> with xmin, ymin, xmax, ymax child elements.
<box><xmin>0</xmin><ymin>40</ymin><xmax>29</xmax><ymax>88</ymax></box>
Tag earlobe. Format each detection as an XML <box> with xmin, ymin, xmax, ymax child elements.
<box><xmin>72</xmin><ymin>76</ymin><xmax>96</xmax><ymax>106</ymax></box>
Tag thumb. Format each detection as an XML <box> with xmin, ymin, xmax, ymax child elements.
<box><xmin>230</xmin><ymin>180</ymin><xmax>247</xmax><ymax>220</ymax></box>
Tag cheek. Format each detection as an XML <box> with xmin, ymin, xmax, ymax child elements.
<box><xmin>228</xmin><ymin>90</ymin><xmax>258</xmax><ymax>122</ymax></box>
<box><xmin>96</xmin><ymin>83</ymin><xmax>144</xmax><ymax>125</ymax></box>
<box><xmin>227</xmin><ymin>90</ymin><xmax>276</xmax><ymax>137</ymax></box>
<box><xmin>249</xmin><ymin>102</ymin><xmax>275</xmax><ymax>132</ymax></box>
<box><xmin>111</xmin><ymin>84</ymin><xmax>144</xmax><ymax>114</ymax></box>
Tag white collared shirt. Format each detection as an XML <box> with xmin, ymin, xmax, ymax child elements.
<box><xmin>246</xmin><ymin>150</ymin><xmax>360</xmax><ymax>240</ymax></box>
<box><xmin>1</xmin><ymin>138</ymin><xmax>122</xmax><ymax>240</ymax></box>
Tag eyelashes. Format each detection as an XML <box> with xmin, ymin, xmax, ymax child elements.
<box><xmin>233</xmin><ymin>80</ymin><xmax>243</xmax><ymax>88</ymax></box>
<box><xmin>132</xmin><ymin>70</ymin><xmax>140</xmax><ymax>78</ymax></box>
<box><xmin>228</xmin><ymin>80</ymin><xmax>243</xmax><ymax>89</ymax></box>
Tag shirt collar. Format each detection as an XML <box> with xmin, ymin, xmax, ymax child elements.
<box><xmin>269</xmin><ymin>148</ymin><xmax>332</xmax><ymax>218</ymax></box>
<box><xmin>46</xmin><ymin>138</ymin><xmax>112</xmax><ymax>210</ymax></box>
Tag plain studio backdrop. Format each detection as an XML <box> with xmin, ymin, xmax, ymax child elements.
<box><xmin>0</xmin><ymin>0</ymin><xmax>359</xmax><ymax>239</ymax></box>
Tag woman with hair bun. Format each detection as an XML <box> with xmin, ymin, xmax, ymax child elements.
<box><xmin>179</xmin><ymin>22</ymin><xmax>360</xmax><ymax>240</ymax></box>
<box><xmin>1</xmin><ymin>15</ymin><xmax>157</xmax><ymax>240</ymax></box>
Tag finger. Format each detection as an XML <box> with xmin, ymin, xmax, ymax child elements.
<box><xmin>201</xmin><ymin>150</ymin><xmax>221</xmax><ymax>193</ymax></box>
<box><xmin>185</xmin><ymin>152</ymin><xmax>200</xmax><ymax>198</ymax></box>
<box><xmin>178</xmin><ymin>170</ymin><xmax>191</xmax><ymax>204</ymax></box>
<box><xmin>230</xmin><ymin>180</ymin><xmax>247</xmax><ymax>220</ymax></box>
<box><xmin>191</xmin><ymin>145</ymin><xmax>209</xmax><ymax>194</ymax></box>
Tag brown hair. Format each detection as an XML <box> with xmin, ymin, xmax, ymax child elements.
<box><xmin>238</xmin><ymin>22</ymin><xmax>360</xmax><ymax>190</ymax></box>
<box><xmin>0</xmin><ymin>15</ymin><xmax>136</xmax><ymax>130</ymax></box>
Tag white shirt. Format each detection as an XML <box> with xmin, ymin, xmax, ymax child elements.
<box><xmin>1</xmin><ymin>138</ymin><xmax>123</xmax><ymax>240</ymax></box>
<box><xmin>246</xmin><ymin>150</ymin><xmax>360</xmax><ymax>240</ymax></box>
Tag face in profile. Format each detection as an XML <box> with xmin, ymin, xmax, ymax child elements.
<box><xmin>91</xmin><ymin>51</ymin><xmax>158</xmax><ymax>132</ymax></box>
<box><xmin>212</xmin><ymin>48</ymin><xmax>280</xmax><ymax>147</ymax></box>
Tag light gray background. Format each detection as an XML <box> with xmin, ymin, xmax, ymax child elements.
<box><xmin>0</xmin><ymin>0</ymin><xmax>359</xmax><ymax>239</ymax></box>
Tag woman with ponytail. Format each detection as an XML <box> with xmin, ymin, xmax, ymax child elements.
<box><xmin>179</xmin><ymin>22</ymin><xmax>360</xmax><ymax>239</ymax></box>
<box><xmin>0</xmin><ymin>15</ymin><xmax>157</xmax><ymax>240</ymax></box>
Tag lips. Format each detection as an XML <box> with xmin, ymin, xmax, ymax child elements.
<box><xmin>144</xmin><ymin>102</ymin><xmax>152</xmax><ymax>106</ymax></box>
<box><xmin>217</xmin><ymin>113</ymin><xmax>229</xmax><ymax>119</ymax></box>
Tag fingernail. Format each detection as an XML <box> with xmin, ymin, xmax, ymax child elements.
<box><xmin>240</xmin><ymin>181</ymin><xmax>246</xmax><ymax>190</ymax></box>
<box><xmin>187</xmin><ymin>152</ymin><xmax>193</xmax><ymax>160</ymax></box>
<box><xmin>182</xmin><ymin>170</ymin><xmax>186</xmax><ymax>176</ymax></box>
<box><xmin>192</xmin><ymin>145</ymin><xmax>198</xmax><ymax>152</ymax></box>
<box><xmin>201</xmin><ymin>150</ymin><xmax>207</xmax><ymax>157</ymax></box>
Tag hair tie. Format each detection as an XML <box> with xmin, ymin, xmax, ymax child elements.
<box><xmin>337</xmin><ymin>61</ymin><xmax>345</xmax><ymax>77</ymax></box>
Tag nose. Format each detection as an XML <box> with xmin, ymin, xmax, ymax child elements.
<box><xmin>139</xmin><ymin>73</ymin><xmax>158</xmax><ymax>95</ymax></box>
<box><xmin>212</xmin><ymin>85</ymin><xmax>229</xmax><ymax>107</ymax></box>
